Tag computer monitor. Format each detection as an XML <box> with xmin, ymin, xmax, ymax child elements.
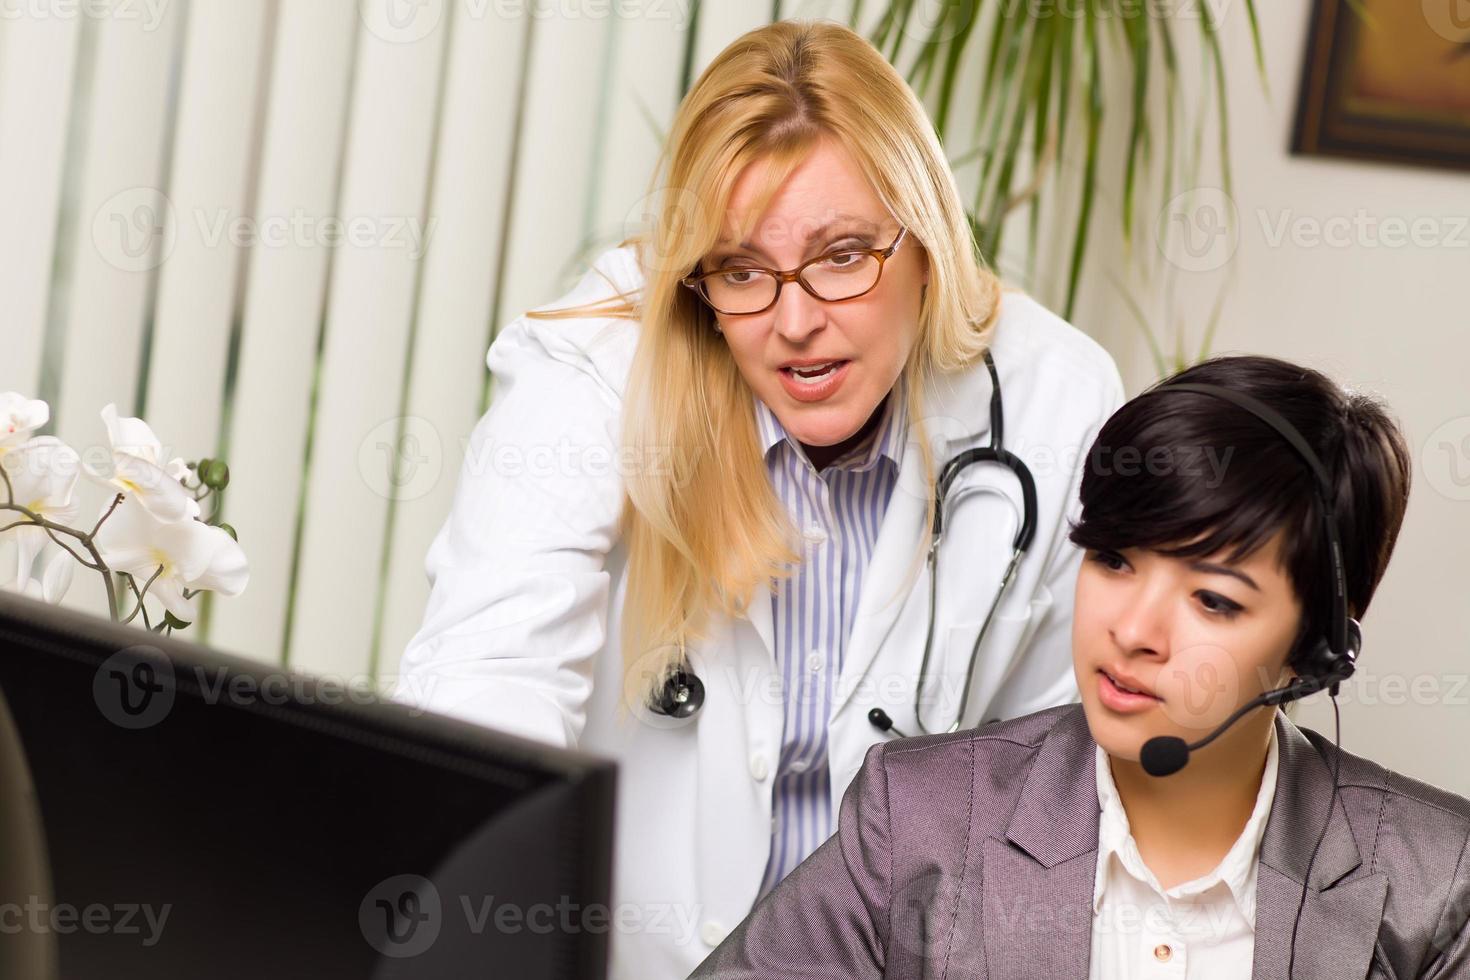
<box><xmin>0</xmin><ymin>591</ymin><xmax>616</xmax><ymax>979</ymax></box>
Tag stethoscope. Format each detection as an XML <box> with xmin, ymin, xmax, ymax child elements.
<box><xmin>650</xmin><ymin>351</ymin><xmax>1038</xmax><ymax>738</ymax></box>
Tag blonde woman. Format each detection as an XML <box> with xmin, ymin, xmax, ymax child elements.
<box><xmin>396</xmin><ymin>19</ymin><xmax>1122</xmax><ymax>980</ymax></box>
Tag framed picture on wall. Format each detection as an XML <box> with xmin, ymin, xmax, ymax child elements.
<box><xmin>1293</xmin><ymin>0</ymin><xmax>1470</xmax><ymax>171</ymax></box>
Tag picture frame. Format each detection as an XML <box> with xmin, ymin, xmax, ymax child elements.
<box><xmin>1293</xmin><ymin>0</ymin><xmax>1470</xmax><ymax>171</ymax></box>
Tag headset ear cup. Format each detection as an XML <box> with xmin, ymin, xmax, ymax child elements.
<box><xmin>1291</xmin><ymin>618</ymin><xmax>1362</xmax><ymax>688</ymax></box>
<box><xmin>1333</xmin><ymin>618</ymin><xmax>1363</xmax><ymax>683</ymax></box>
<box><xmin>1304</xmin><ymin>618</ymin><xmax>1364</xmax><ymax>698</ymax></box>
<box><xmin>1294</xmin><ymin>634</ymin><xmax>1336</xmax><ymax>683</ymax></box>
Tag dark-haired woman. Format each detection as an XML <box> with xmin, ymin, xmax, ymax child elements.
<box><xmin>691</xmin><ymin>355</ymin><xmax>1470</xmax><ymax>980</ymax></box>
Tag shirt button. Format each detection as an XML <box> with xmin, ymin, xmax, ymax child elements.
<box><xmin>804</xmin><ymin>523</ymin><xmax>827</xmax><ymax>545</ymax></box>
<box><xmin>749</xmin><ymin>754</ymin><xmax>769</xmax><ymax>781</ymax></box>
<box><xmin>700</xmin><ymin>921</ymin><xmax>727</xmax><ymax>946</ymax></box>
<box><xmin>806</xmin><ymin>649</ymin><xmax>823</xmax><ymax>672</ymax></box>
<box><xmin>790</xmin><ymin>759</ymin><xmax>809</xmax><ymax>773</ymax></box>
<box><xmin>1154</xmin><ymin>943</ymin><xmax>1172</xmax><ymax>962</ymax></box>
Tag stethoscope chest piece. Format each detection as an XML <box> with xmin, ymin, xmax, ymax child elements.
<box><xmin>651</xmin><ymin>667</ymin><xmax>705</xmax><ymax>719</ymax></box>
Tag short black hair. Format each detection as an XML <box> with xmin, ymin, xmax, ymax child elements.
<box><xmin>1068</xmin><ymin>354</ymin><xmax>1412</xmax><ymax>669</ymax></box>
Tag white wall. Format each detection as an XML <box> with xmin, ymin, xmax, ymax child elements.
<box><xmin>1</xmin><ymin>0</ymin><xmax>1461</xmax><ymax>793</ymax></box>
<box><xmin>1069</xmin><ymin>1</ymin><xmax>1470</xmax><ymax>793</ymax></box>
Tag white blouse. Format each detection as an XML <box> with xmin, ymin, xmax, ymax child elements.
<box><xmin>1089</xmin><ymin>724</ymin><xmax>1280</xmax><ymax>978</ymax></box>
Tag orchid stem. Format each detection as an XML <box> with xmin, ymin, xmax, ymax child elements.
<box><xmin>1</xmin><ymin>462</ymin><xmax>124</xmax><ymax>620</ymax></box>
<box><xmin>120</xmin><ymin>566</ymin><xmax>164</xmax><ymax>627</ymax></box>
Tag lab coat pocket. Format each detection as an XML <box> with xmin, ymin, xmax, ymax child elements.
<box><xmin>939</xmin><ymin>585</ymin><xmax>1053</xmax><ymax>726</ymax></box>
<box><xmin>917</xmin><ymin>608</ymin><xmax>1034</xmax><ymax>731</ymax></box>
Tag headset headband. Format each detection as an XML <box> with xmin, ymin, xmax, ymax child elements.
<box><xmin>1149</xmin><ymin>382</ymin><xmax>1350</xmax><ymax>657</ymax></box>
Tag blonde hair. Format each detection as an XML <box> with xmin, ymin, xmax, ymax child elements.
<box><xmin>527</xmin><ymin>19</ymin><xmax>1003</xmax><ymax>702</ymax></box>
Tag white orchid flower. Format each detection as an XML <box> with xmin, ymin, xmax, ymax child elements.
<box><xmin>85</xmin><ymin>403</ymin><xmax>198</xmax><ymax>523</ymax></box>
<box><xmin>0</xmin><ymin>436</ymin><xmax>82</xmax><ymax>587</ymax></box>
<box><xmin>0</xmin><ymin>539</ymin><xmax>75</xmax><ymax>605</ymax></box>
<box><xmin>0</xmin><ymin>392</ymin><xmax>50</xmax><ymax>458</ymax></box>
<box><xmin>94</xmin><ymin>494</ymin><xmax>248</xmax><ymax>623</ymax></box>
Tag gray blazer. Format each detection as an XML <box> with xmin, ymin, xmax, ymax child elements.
<box><xmin>690</xmin><ymin>704</ymin><xmax>1470</xmax><ymax>979</ymax></box>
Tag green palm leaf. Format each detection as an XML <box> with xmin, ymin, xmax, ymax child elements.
<box><xmin>872</xmin><ymin>0</ymin><xmax>1265</xmax><ymax>331</ymax></box>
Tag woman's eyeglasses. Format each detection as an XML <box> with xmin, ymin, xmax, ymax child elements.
<box><xmin>680</xmin><ymin>227</ymin><xmax>908</xmax><ymax>317</ymax></box>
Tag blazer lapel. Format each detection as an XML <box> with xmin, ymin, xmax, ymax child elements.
<box><xmin>976</xmin><ymin>708</ymin><xmax>1390</xmax><ymax>980</ymax></box>
<box><xmin>1251</xmin><ymin>711</ymin><xmax>1388</xmax><ymax>980</ymax></box>
<box><xmin>981</xmin><ymin>706</ymin><xmax>1099</xmax><ymax>980</ymax></box>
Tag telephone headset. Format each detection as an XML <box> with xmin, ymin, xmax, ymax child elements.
<box><xmin>651</xmin><ymin>379</ymin><xmax>1361</xmax><ymax>980</ymax></box>
<box><xmin>1133</xmin><ymin>382</ymin><xmax>1359</xmax><ymax>980</ymax></box>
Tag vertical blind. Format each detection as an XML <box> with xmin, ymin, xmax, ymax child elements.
<box><xmin>0</xmin><ymin>0</ymin><xmax>965</xmax><ymax>688</ymax></box>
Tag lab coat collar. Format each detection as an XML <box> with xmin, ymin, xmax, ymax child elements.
<box><xmin>743</xmin><ymin>353</ymin><xmax>996</xmax><ymax>701</ymax></box>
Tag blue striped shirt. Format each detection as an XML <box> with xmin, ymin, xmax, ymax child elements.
<box><xmin>752</xmin><ymin>378</ymin><xmax>908</xmax><ymax>895</ymax></box>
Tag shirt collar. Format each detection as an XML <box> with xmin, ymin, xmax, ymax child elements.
<box><xmin>753</xmin><ymin>374</ymin><xmax>909</xmax><ymax>474</ymax></box>
<box><xmin>1091</xmin><ymin>721</ymin><xmax>1280</xmax><ymax>927</ymax></box>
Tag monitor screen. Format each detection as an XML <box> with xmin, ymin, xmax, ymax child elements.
<box><xmin>0</xmin><ymin>591</ymin><xmax>615</xmax><ymax>980</ymax></box>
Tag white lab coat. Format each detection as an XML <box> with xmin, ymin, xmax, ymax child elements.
<box><xmin>394</xmin><ymin>243</ymin><xmax>1124</xmax><ymax>980</ymax></box>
